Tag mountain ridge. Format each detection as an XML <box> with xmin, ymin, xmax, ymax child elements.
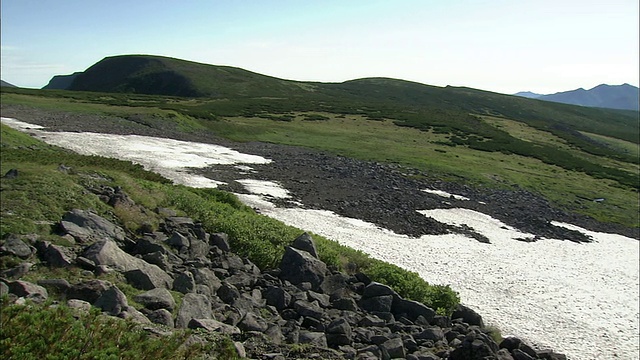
<box><xmin>515</xmin><ymin>83</ymin><xmax>639</xmax><ymax>111</ymax></box>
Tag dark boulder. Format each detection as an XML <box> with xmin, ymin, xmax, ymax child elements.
<box><xmin>94</xmin><ymin>285</ymin><xmax>128</xmax><ymax>315</ymax></box>
<box><xmin>7</xmin><ymin>280</ymin><xmax>48</xmax><ymax>299</ymax></box>
<box><xmin>452</xmin><ymin>304</ymin><xmax>484</xmax><ymax>327</ymax></box>
<box><xmin>67</xmin><ymin>279</ymin><xmax>111</xmax><ymax>303</ymax></box>
<box><xmin>279</xmin><ymin>246</ymin><xmax>326</xmax><ymax>290</ymax></box>
<box><xmin>0</xmin><ymin>235</ymin><xmax>34</xmax><ymax>259</ymax></box>
<box><xmin>359</xmin><ymin>295</ymin><xmax>394</xmax><ymax>313</ymax></box>
<box><xmin>60</xmin><ymin>209</ymin><xmax>126</xmax><ymax>243</ymax></box>
<box><xmin>134</xmin><ymin>288</ymin><xmax>176</xmax><ymax>311</ymax></box>
<box><xmin>326</xmin><ymin>318</ymin><xmax>353</xmax><ymax>347</ymax></box>
<box><xmin>175</xmin><ymin>293</ymin><xmax>213</xmax><ymax>328</ymax></box>
<box><xmin>291</xmin><ymin>232</ymin><xmax>319</xmax><ymax>259</ymax></box>
<box><xmin>210</xmin><ymin>232</ymin><xmax>231</xmax><ymax>252</ymax></box>
<box><xmin>393</xmin><ymin>298</ymin><xmax>436</xmax><ymax>323</ymax></box>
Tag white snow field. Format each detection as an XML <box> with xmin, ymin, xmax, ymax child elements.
<box><xmin>2</xmin><ymin>117</ymin><xmax>638</xmax><ymax>360</ymax></box>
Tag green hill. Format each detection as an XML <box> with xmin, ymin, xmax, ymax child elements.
<box><xmin>67</xmin><ymin>54</ymin><xmax>318</xmax><ymax>98</ymax></box>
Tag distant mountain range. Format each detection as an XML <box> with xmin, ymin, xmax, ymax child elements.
<box><xmin>515</xmin><ymin>84</ymin><xmax>639</xmax><ymax>111</ymax></box>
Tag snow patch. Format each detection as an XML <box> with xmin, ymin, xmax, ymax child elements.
<box><xmin>422</xmin><ymin>189</ymin><xmax>470</xmax><ymax>201</ymax></box>
<box><xmin>1</xmin><ymin>117</ymin><xmax>271</xmax><ymax>188</ymax></box>
<box><xmin>236</xmin><ymin>179</ymin><xmax>290</xmax><ymax>198</ymax></box>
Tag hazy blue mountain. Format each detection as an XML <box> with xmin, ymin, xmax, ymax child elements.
<box><xmin>1</xmin><ymin>80</ymin><xmax>17</xmax><ymax>87</ymax></box>
<box><xmin>531</xmin><ymin>84</ymin><xmax>638</xmax><ymax>111</ymax></box>
<box><xmin>513</xmin><ymin>91</ymin><xmax>541</xmax><ymax>99</ymax></box>
<box><xmin>42</xmin><ymin>72</ymin><xmax>82</xmax><ymax>90</ymax></box>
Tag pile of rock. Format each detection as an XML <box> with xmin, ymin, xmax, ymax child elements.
<box><xmin>1</xmin><ymin>194</ymin><xmax>566</xmax><ymax>359</ymax></box>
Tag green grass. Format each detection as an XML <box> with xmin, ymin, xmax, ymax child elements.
<box><xmin>200</xmin><ymin>113</ymin><xmax>640</xmax><ymax>227</ymax></box>
<box><xmin>579</xmin><ymin>131</ymin><xmax>640</xmax><ymax>159</ymax></box>
<box><xmin>1</xmin><ymin>300</ymin><xmax>214</xmax><ymax>360</ymax></box>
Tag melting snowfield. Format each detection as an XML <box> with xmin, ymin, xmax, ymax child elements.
<box><xmin>2</xmin><ymin>117</ymin><xmax>639</xmax><ymax>360</ymax></box>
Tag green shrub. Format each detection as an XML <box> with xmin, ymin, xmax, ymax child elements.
<box><xmin>364</xmin><ymin>261</ymin><xmax>460</xmax><ymax>315</ymax></box>
<box><xmin>0</xmin><ymin>301</ymin><xmax>205</xmax><ymax>360</ymax></box>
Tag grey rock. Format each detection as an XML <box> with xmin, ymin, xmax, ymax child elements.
<box><xmin>536</xmin><ymin>349</ymin><xmax>567</xmax><ymax>360</ymax></box>
<box><xmin>416</xmin><ymin>327</ymin><xmax>445</xmax><ymax>342</ymax></box>
<box><xmin>75</xmin><ymin>256</ymin><xmax>96</xmax><ymax>270</ymax></box>
<box><xmin>134</xmin><ymin>288</ymin><xmax>176</xmax><ymax>311</ymax></box>
<box><xmin>94</xmin><ymin>285</ymin><xmax>128</xmax><ymax>315</ymax></box>
<box><xmin>263</xmin><ymin>286</ymin><xmax>291</xmax><ymax>311</ymax></box>
<box><xmin>60</xmin><ymin>209</ymin><xmax>125</xmax><ymax>243</ymax></box>
<box><xmin>452</xmin><ymin>304</ymin><xmax>484</xmax><ymax>327</ymax></box>
<box><xmin>238</xmin><ymin>312</ymin><xmax>269</xmax><ymax>332</ymax></box>
<box><xmin>279</xmin><ymin>246</ymin><xmax>326</xmax><ymax>290</ymax></box>
<box><xmin>147</xmin><ymin>308</ymin><xmax>174</xmax><ymax>327</ymax></box>
<box><xmin>41</xmin><ymin>243</ymin><xmax>74</xmax><ymax>267</ymax></box>
<box><xmin>362</xmin><ymin>282</ymin><xmax>398</xmax><ymax>299</ymax></box>
<box><xmin>134</xmin><ymin>238</ymin><xmax>166</xmax><ymax>255</ymax></box>
<box><xmin>119</xmin><ymin>306</ymin><xmax>152</xmax><ymax>324</ymax></box>
<box><xmin>331</xmin><ymin>296</ymin><xmax>358</xmax><ymax>311</ymax></box>
<box><xmin>326</xmin><ymin>318</ymin><xmax>353</xmax><ymax>347</ymax></box>
<box><xmin>359</xmin><ymin>315</ymin><xmax>386</xmax><ymax>327</ymax></box>
<box><xmin>298</xmin><ymin>331</ymin><xmax>327</xmax><ymax>347</ymax></box>
<box><xmin>512</xmin><ymin>349</ymin><xmax>535</xmax><ymax>360</ymax></box>
<box><xmin>66</xmin><ymin>299</ymin><xmax>92</xmax><ymax>312</ymax></box>
<box><xmin>125</xmin><ymin>268</ymin><xmax>172</xmax><ymax>290</ymax></box>
<box><xmin>293</xmin><ymin>300</ymin><xmax>324</xmax><ymax>319</ymax></box>
<box><xmin>142</xmin><ymin>251</ymin><xmax>172</xmax><ymax>271</ymax></box>
<box><xmin>7</xmin><ymin>280</ymin><xmax>48</xmax><ymax>299</ymax></box>
<box><xmin>307</xmin><ymin>290</ymin><xmax>330</xmax><ymax>308</ymax></box>
<box><xmin>37</xmin><ymin>278</ymin><xmax>71</xmax><ymax>293</ymax></box>
<box><xmin>3</xmin><ymin>168</ymin><xmax>18</xmax><ymax>179</ymax></box>
<box><xmin>497</xmin><ymin>349</ymin><xmax>515</xmax><ymax>360</ymax></box>
<box><xmin>0</xmin><ymin>236</ymin><xmax>33</xmax><ymax>258</ymax></box>
<box><xmin>173</xmin><ymin>271</ymin><xmax>196</xmax><ymax>294</ymax></box>
<box><xmin>167</xmin><ymin>232</ymin><xmax>189</xmax><ymax>249</ymax></box>
<box><xmin>411</xmin><ymin>351</ymin><xmax>441</xmax><ymax>360</ymax></box>
<box><xmin>381</xmin><ymin>337</ymin><xmax>406</xmax><ymax>359</ymax></box>
<box><xmin>188</xmin><ymin>318</ymin><xmax>241</xmax><ymax>335</ymax></box>
<box><xmin>321</xmin><ymin>273</ymin><xmax>348</xmax><ymax>296</ymax></box>
<box><xmin>359</xmin><ymin>295</ymin><xmax>393</xmax><ymax>313</ymax></box>
<box><xmin>67</xmin><ymin>279</ymin><xmax>111</xmax><ymax>303</ymax></box>
<box><xmin>291</xmin><ymin>232</ymin><xmax>319</xmax><ymax>259</ymax></box>
<box><xmin>217</xmin><ymin>282</ymin><xmax>241</xmax><ymax>304</ymax></box>
<box><xmin>233</xmin><ymin>341</ymin><xmax>246</xmax><ymax>358</ymax></box>
<box><xmin>264</xmin><ymin>324</ymin><xmax>284</xmax><ymax>345</ymax></box>
<box><xmin>209</xmin><ymin>232</ymin><xmax>230</xmax><ymax>252</ymax></box>
<box><xmin>175</xmin><ymin>293</ymin><xmax>212</xmax><ymax>328</ymax></box>
<box><xmin>225</xmin><ymin>272</ymin><xmax>256</xmax><ymax>288</ymax></box>
<box><xmin>165</xmin><ymin>216</ymin><xmax>194</xmax><ymax>228</ymax></box>
<box><xmin>0</xmin><ymin>281</ymin><xmax>8</xmax><ymax>297</ymax></box>
<box><xmin>84</xmin><ymin>240</ymin><xmax>172</xmax><ymax>289</ymax></box>
<box><xmin>0</xmin><ymin>262</ymin><xmax>34</xmax><ymax>279</ymax></box>
<box><xmin>191</xmin><ymin>267</ymin><xmax>222</xmax><ymax>294</ymax></box>
<box><xmin>188</xmin><ymin>238</ymin><xmax>210</xmax><ymax>260</ymax></box>
<box><xmin>393</xmin><ymin>298</ymin><xmax>436</xmax><ymax>323</ymax></box>
<box><xmin>499</xmin><ymin>337</ymin><xmax>522</xmax><ymax>351</ymax></box>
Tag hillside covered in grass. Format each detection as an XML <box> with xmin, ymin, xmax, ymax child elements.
<box><xmin>3</xmin><ymin>54</ymin><xmax>638</xmax><ymax>231</ymax></box>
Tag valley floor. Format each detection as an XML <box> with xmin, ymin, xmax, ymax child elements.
<box><xmin>2</xmin><ymin>106</ymin><xmax>639</xmax><ymax>359</ymax></box>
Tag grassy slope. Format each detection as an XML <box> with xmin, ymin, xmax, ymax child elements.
<box><xmin>2</xmin><ymin>88</ymin><xmax>638</xmax><ymax>228</ymax></box>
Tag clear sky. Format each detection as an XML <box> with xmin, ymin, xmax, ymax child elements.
<box><xmin>1</xmin><ymin>0</ymin><xmax>638</xmax><ymax>94</ymax></box>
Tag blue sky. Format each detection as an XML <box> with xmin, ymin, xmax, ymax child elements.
<box><xmin>1</xmin><ymin>0</ymin><xmax>638</xmax><ymax>94</ymax></box>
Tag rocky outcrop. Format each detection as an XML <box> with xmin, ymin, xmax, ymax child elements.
<box><xmin>0</xmin><ymin>202</ymin><xmax>567</xmax><ymax>360</ymax></box>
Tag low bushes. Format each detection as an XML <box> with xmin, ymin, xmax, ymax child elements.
<box><xmin>0</xmin><ymin>300</ymin><xmax>212</xmax><ymax>360</ymax></box>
